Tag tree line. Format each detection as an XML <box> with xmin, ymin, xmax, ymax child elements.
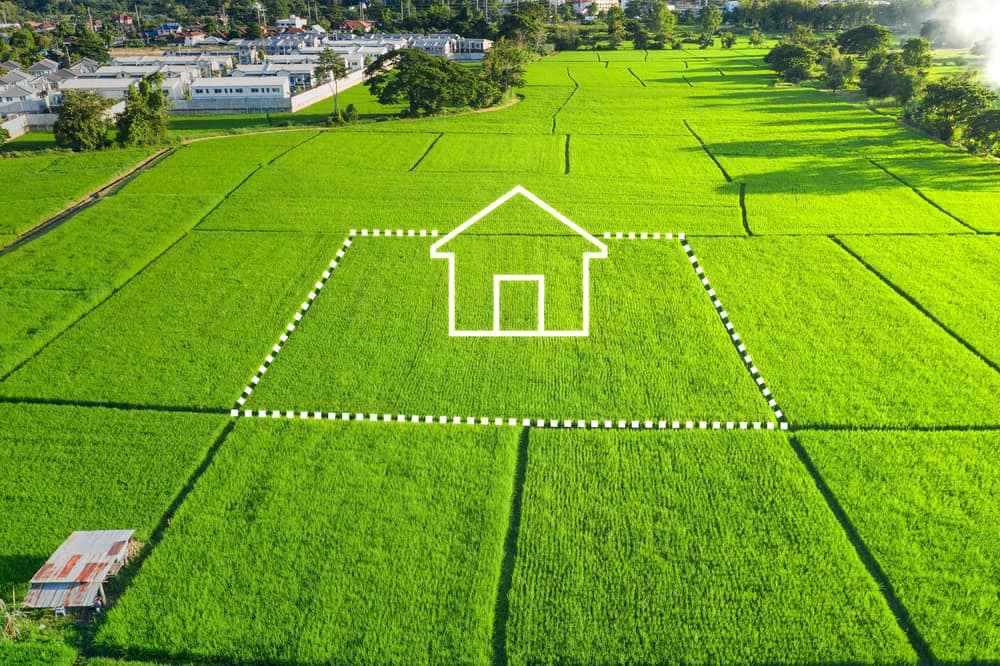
<box><xmin>762</xmin><ymin>24</ymin><xmax>999</xmax><ymax>157</ymax></box>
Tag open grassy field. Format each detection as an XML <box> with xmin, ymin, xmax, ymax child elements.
<box><xmin>0</xmin><ymin>45</ymin><xmax>997</xmax><ymax>665</ymax></box>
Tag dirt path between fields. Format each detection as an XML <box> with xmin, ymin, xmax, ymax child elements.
<box><xmin>0</xmin><ymin>147</ymin><xmax>173</xmax><ymax>256</ymax></box>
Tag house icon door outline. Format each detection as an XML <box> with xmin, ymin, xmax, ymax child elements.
<box><xmin>430</xmin><ymin>186</ymin><xmax>608</xmax><ymax>338</ymax></box>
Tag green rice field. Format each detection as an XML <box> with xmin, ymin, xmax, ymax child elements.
<box><xmin>0</xmin><ymin>46</ymin><xmax>997</xmax><ymax>665</ymax></box>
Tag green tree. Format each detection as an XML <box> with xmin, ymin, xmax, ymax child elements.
<box><xmin>908</xmin><ymin>72</ymin><xmax>998</xmax><ymax>141</ymax></box>
<box><xmin>480</xmin><ymin>38</ymin><xmax>534</xmax><ymax>94</ymax></box>
<box><xmin>786</xmin><ymin>23</ymin><xmax>818</xmax><ymax>48</ymax></box>
<box><xmin>700</xmin><ymin>4</ymin><xmax>722</xmax><ymax>35</ymax></box>
<box><xmin>315</xmin><ymin>48</ymin><xmax>348</xmax><ymax>120</ymax></box>
<box><xmin>835</xmin><ymin>23</ymin><xmax>893</xmax><ymax>56</ymax></box>
<box><xmin>721</xmin><ymin>31</ymin><xmax>736</xmax><ymax>49</ymax></box>
<box><xmin>763</xmin><ymin>43</ymin><xmax>819</xmax><ymax>82</ymax></box>
<box><xmin>54</xmin><ymin>90</ymin><xmax>109</xmax><ymax>151</ymax></box>
<box><xmin>964</xmin><ymin>109</ymin><xmax>1000</xmax><ymax>156</ymax></box>
<box><xmin>749</xmin><ymin>29</ymin><xmax>765</xmax><ymax>48</ymax></box>
<box><xmin>0</xmin><ymin>127</ymin><xmax>9</xmax><ymax>148</ymax></box>
<box><xmin>859</xmin><ymin>50</ymin><xmax>923</xmax><ymax>103</ymax></box>
<box><xmin>606</xmin><ymin>6</ymin><xmax>627</xmax><ymax>49</ymax></box>
<box><xmin>73</xmin><ymin>27</ymin><xmax>109</xmax><ymax>63</ymax></box>
<box><xmin>821</xmin><ymin>47</ymin><xmax>858</xmax><ymax>91</ymax></box>
<box><xmin>366</xmin><ymin>49</ymin><xmax>474</xmax><ymax>116</ymax></box>
<box><xmin>649</xmin><ymin>1</ymin><xmax>676</xmax><ymax>41</ymax></box>
<box><xmin>115</xmin><ymin>73</ymin><xmax>170</xmax><ymax>147</ymax></box>
<box><xmin>901</xmin><ymin>37</ymin><xmax>932</xmax><ymax>71</ymax></box>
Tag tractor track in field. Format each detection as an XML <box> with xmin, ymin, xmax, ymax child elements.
<box><xmin>830</xmin><ymin>236</ymin><xmax>1000</xmax><ymax>376</ymax></box>
<box><xmin>865</xmin><ymin>158</ymin><xmax>979</xmax><ymax>233</ymax></box>
<box><xmin>0</xmin><ymin>147</ymin><xmax>174</xmax><ymax>257</ymax></box>
<box><xmin>788</xmin><ymin>435</ymin><xmax>935</xmax><ymax>665</ymax></box>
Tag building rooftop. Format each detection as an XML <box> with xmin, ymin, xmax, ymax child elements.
<box><xmin>24</xmin><ymin>530</ymin><xmax>135</xmax><ymax>609</ymax></box>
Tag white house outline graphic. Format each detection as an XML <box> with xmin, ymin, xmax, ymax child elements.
<box><xmin>430</xmin><ymin>185</ymin><xmax>608</xmax><ymax>337</ymax></box>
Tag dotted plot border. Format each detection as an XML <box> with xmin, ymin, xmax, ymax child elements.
<box><xmin>230</xmin><ymin>230</ymin><xmax>789</xmax><ymax>432</ymax></box>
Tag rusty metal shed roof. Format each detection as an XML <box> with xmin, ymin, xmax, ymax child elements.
<box><xmin>23</xmin><ymin>530</ymin><xmax>134</xmax><ymax>609</ymax></box>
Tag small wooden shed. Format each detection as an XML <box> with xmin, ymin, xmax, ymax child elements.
<box><xmin>23</xmin><ymin>530</ymin><xmax>135</xmax><ymax>610</ymax></box>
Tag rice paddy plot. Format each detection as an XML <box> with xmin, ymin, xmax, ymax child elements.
<box><xmin>414</xmin><ymin>133</ymin><xmax>567</xmax><ymax>174</ymax></box>
<box><xmin>96</xmin><ymin>419</ymin><xmax>517</xmax><ymax>665</ymax></box>
<box><xmin>715</xmin><ymin>154</ymin><xmax>971</xmax><ymax>234</ymax></box>
<box><xmin>693</xmin><ymin>236</ymin><xmax>1000</xmax><ymax>427</ymax></box>
<box><xmin>840</xmin><ymin>235</ymin><xmax>1000</xmax><ymax>367</ymax></box>
<box><xmin>800</xmin><ymin>430</ymin><xmax>1000</xmax><ymax>662</ymax></box>
<box><xmin>246</xmin><ymin>238</ymin><xmax>773</xmax><ymax>423</ymax></box>
<box><xmin>505</xmin><ymin>429</ymin><xmax>916</xmax><ymax>665</ymax></box>
<box><xmin>0</xmin><ymin>403</ymin><xmax>228</xmax><ymax>595</ymax></box>
<box><xmin>0</xmin><ymin>231</ymin><xmax>341</xmax><ymax>408</ymax></box>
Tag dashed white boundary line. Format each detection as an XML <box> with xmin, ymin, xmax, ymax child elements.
<box><xmin>602</xmin><ymin>232</ymin><xmax>789</xmax><ymax>430</ymax></box>
<box><xmin>230</xmin><ymin>409</ymin><xmax>782</xmax><ymax>430</ymax></box>
<box><xmin>232</xmin><ymin>233</ymin><xmax>354</xmax><ymax>412</ymax></box>
<box><xmin>231</xmin><ymin>229</ymin><xmax>789</xmax><ymax>432</ymax></box>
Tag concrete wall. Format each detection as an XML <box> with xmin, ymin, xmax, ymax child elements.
<box><xmin>170</xmin><ymin>69</ymin><xmax>365</xmax><ymax>115</ymax></box>
<box><xmin>290</xmin><ymin>69</ymin><xmax>365</xmax><ymax>112</ymax></box>
<box><xmin>1</xmin><ymin>113</ymin><xmax>29</xmax><ymax>139</ymax></box>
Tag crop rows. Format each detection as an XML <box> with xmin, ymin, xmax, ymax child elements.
<box><xmin>0</xmin><ymin>403</ymin><xmax>227</xmax><ymax>596</ymax></box>
<box><xmin>0</xmin><ymin>147</ymin><xmax>154</xmax><ymax>242</ymax></box>
<box><xmin>242</xmin><ymin>237</ymin><xmax>774</xmax><ymax>422</ymax></box>
<box><xmin>800</xmin><ymin>430</ymin><xmax>1000</xmax><ymax>661</ymax></box>
<box><xmin>96</xmin><ymin>419</ymin><xmax>517</xmax><ymax>665</ymax></box>
<box><xmin>0</xmin><ymin>132</ymin><xmax>317</xmax><ymax>377</ymax></box>
<box><xmin>505</xmin><ymin>429</ymin><xmax>916</xmax><ymax>665</ymax></box>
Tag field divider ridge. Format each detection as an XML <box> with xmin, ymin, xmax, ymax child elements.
<box><xmin>627</xmin><ymin>67</ymin><xmax>647</xmax><ymax>87</ymax></box>
<box><xmin>491</xmin><ymin>425</ymin><xmax>529</xmax><ymax>666</ymax></box>
<box><xmin>551</xmin><ymin>68</ymin><xmax>579</xmax><ymax>134</ymax></box>
<box><xmin>830</xmin><ymin>236</ymin><xmax>1000</xmax><ymax>375</ymax></box>
<box><xmin>0</xmin><ymin>147</ymin><xmax>175</xmax><ymax>256</ymax></box>
<box><xmin>865</xmin><ymin>157</ymin><xmax>978</xmax><ymax>233</ymax></box>
<box><xmin>682</xmin><ymin>120</ymin><xmax>733</xmax><ymax>183</ymax></box>
<box><xmin>788</xmin><ymin>435</ymin><xmax>935</xmax><ymax>664</ymax></box>
<box><xmin>739</xmin><ymin>183</ymin><xmax>752</xmax><ymax>236</ymax></box>
<box><xmin>564</xmin><ymin>134</ymin><xmax>571</xmax><ymax>175</ymax></box>
<box><xmin>409</xmin><ymin>132</ymin><xmax>444</xmax><ymax>171</ymax></box>
<box><xmin>231</xmin><ymin>233</ymin><xmax>356</xmax><ymax>413</ymax></box>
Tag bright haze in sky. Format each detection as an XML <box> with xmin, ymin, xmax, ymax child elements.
<box><xmin>939</xmin><ymin>0</ymin><xmax>1000</xmax><ymax>86</ymax></box>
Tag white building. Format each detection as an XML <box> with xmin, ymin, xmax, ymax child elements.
<box><xmin>234</xmin><ymin>62</ymin><xmax>317</xmax><ymax>91</ymax></box>
<box><xmin>277</xmin><ymin>15</ymin><xmax>307</xmax><ymax>30</ymax></box>
<box><xmin>190</xmin><ymin>76</ymin><xmax>290</xmax><ymax>99</ymax></box>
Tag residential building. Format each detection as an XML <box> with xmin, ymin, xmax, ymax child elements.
<box><xmin>277</xmin><ymin>15</ymin><xmax>308</xmax><ymax>30</ymax></box>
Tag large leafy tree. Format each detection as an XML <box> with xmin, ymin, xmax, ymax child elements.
<box><xmin>116</xmin><ymin>73</ymin><xmax>169</xmax><ymax>147</ymax></box>
<box><xmin>965</xmin><ymin>110</ymin><xmax>1000</xmax><ymax>157</ymax></box>
<box><xmin>365</xmin><ymin>49</ymin><xmax>474</xmax><ymax>116</ymax></box>
<box><xmin>763</xmin><ymin>43</ymin><xmax>819</xmax><ymax>82</ymax></box>
<box><xmin>908</xmin><ymin>72</ymin><xmax>999</xmax><ymax>141</ymax></box>
<box><xmin>901</xmin><ymin>37</ymin><xmax>932</xmax><ymax>71</ymax></box>
<box><xmin>700</xmin><ymin>4</ymin><xmax>723</xmax><ymax>35</ymax></box>
<box><xmin>859</xmin><ymin>50</ymin><xmax>923</xmax><ymax>103</ymax></box>
<box><xmin>649</xmin><ymin>1</ymin><xmax>676</xmax><ymax>41</ymax></box>
<box><xmin>54</xmin><ymin>90</ymin><xmax>109</xmax><ymax>152</ymax></box>
<box><xmin>315</xmin><ymin>48</ymin><xmax>348</xmax><ymax>119</ymax></box>
<box><xmin>836</xmin><ymin>23</ymin><xmax>893</xmax><ymax>56</ymax></box>
<box><xmin>480</xmin><ymin>38</ymin><xmax>534</xmax><ymax>94</ymax></box>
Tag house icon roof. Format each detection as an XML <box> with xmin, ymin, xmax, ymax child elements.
<box><xmin>429</xmin><ymin>185</ymin><xmax>608</xmax><ymax>254</ymax></box>
<box><xmin>430</xmin><ymin>185</ymin><xmax>608</xmax><ymax>337</ymax></box>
